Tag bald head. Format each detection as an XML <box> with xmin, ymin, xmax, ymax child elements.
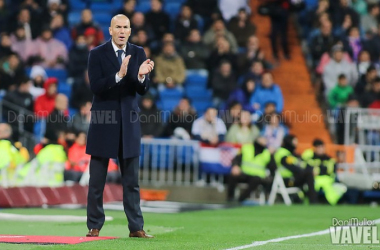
<box><xmin>0</xmin><ymin>123</ymin><xmax>12</xmax><ymax>140</ymax></box>
<box><xmin>109</xmin><ymin>14</ymin><xmax>131</xmax><ymax>49</ymax></box>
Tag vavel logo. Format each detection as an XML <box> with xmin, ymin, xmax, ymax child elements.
<box><xmin>330</xmin><ymin>218</ymin><xmax>379</xmax><ymax>244</ymax></box>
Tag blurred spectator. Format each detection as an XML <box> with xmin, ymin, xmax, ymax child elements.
<box><xmin>186</xmin><ymin>0</ymin><xmax>219</xmax><ymax>29</ymax></box>
<box><xmin>145</xmin><ymin>0</ymin><xmax>170</xmax><ymax>40</ymax></box>
<box><xmin>237</xmin><ymin>36</ymin><xmax>265</xmax><ymax>75</ymax></box>
<box><xmin>2</xmin><ymin>77</ymin><xmax>34</xmax><ymax>138</ymax></box>
<box><xmin>0</xmin><ymin>123</ymin><xmax>29</xmax><ymax>171</ymax></box>
<box><xmin>355</xmin><ymin>65</ymin><xmax>377</xmax><ymax>96</ymax></box>
<box><xmin>310</xmin><ymin>21</ymin><xmax>338</xmax><ymax>64</ymax></box>
<box><xmin>192</xmin><ymin>107</ymin><xmax>227</xmax><ymax>146</ymax></box>
<box><xmin>9</xmin><ymin>8</ymin><xmax>39</xmax><ymax>39</ymax></box>
<box><xmin>227</xmin><ymin>78</ymin><xmax>257</xmax><ymax>113</ymax></box>
<box><xmin>71</xmin><ymin>70</ymin><xmax>92</xmax><ymax>110</ymax></box>
<box><xmin>361</xmin><ymin>3</ymin><xmax>379</xmax><ymax>33</ymax></box>
<box><xmin>227</xmin><ymin>8</ymin><xmax>256</xmax><ymax>48</ymax></box>
<box><xmin>316</xmin><ymin>41</ymin><xmax>352</xmax><ymax>75</ymax></box>
<box><xmin>347</xmin><ymin>27</ymin><xmax>363</xmax><ymax>61</ymax></box>
<box><xmin>72</xmin><ymin>101</ymin><xmax>91</xmax><ymax>133</ymax></box>
<box><xmin>42</xmin><ymin>0</ymin><xmax>66</xmax><ymax>26</ymax></box>
<box><xmin>360</xmin><ymin>76</ymin><xmax>380</xmax><ymax>107</ymax></box>
<box><xmin>0</xmin><ymin>0</ymin><xmax>9</xmax><ymax>33</ymax></box>
<box><xmin>219</xmin><ymin>0</ymin><xmax>249</xmax><ymax>22</ymax></box>
<box><xmin>252</xmin><ymin>72</ymin><xmax>284</xmax><ymax>113</ymax></box>
<box><xmin>0</xmin><ymin>33</ymin><xmax>14</xmax><ymax>59</ymax></box>
<box><xmin>29</xmin><ymin>65</ymin><xmax>47</xmax><ymax>98</ymax></box>
<box><xmin>322</xmin><ymin>45</ymin><xmax>358</xmax><ymax>95</ymax></box>
<box><xmin>139</xmin><ymin>93</ymin><xmax>163</xmax><ymax>138</ymax></box>
<box><xmin>225</xmin><ymin>110</ymin><xmax>259</xmax><ymax>144</ymax></box>
<box><xmin>328</xmin><ymin>74</ymin><xmax>354</xmax><ymax>108</ymax></box>
<box><xmin>68</xmin><ymin>35</ymin><xmax>89</xmax><ymax>78</ymax></box>
<box><xmin>174</xmin><ymin>5</ymin><xmax>198</xmax><ymax>42</ymax></box>
<box><xmin>203</xmin><ymin>19</ymin><xmax>238</xmax><ymax>53</ymax></box>
<box><xmin>220</xmin><ymin>101</ymin><xmax>242</xmax><ymax>129</ymax></box>
<box><xmin>307</xmin><ymin>0</ymin><xmax>330</xmax><ymax>29</ymax></box>
<box><xmin>64</xmin><ymin>131</ymin><xmax>89</xmax><ymax>182</ymax></box>
<box><xmin>130</xmin><ymin>12</ymin><xmax>154</xmax><ymax>44</ymax></box>
<box><xmin>180</xmin><ymin>29</ymin><xmax>209</xmax><ymax>69</ymax></box>
<box><xmin>45</xmin><ymin>94</ymin><xmax>69</xmax><ymax>141</ymax></box>
<box><xmin>133</xmin><ymin>30</ymin><xmax>149</xmax><ymax>47</ymax></box>
<box><xmin>357</xmin><ymin>50</ymin><xmax>371</xmax><ymax>76</ymax></box>
<box><xmin>0</xmin><ymin>53</ymin><xmax>26</xmax><ymax>91</ymax></box>
<box><xmin>154</xmin><ymin>42</ymin><xmax>186</xmax><ymax>89</ymax></box>
<box><xmin>242</xmin><ymin>60</ymin><xmax>264</xmax><ymax>84</ymax></box>
<box><xmin>255</xmin><ymin>102</ymin><xmax>276</xmax><ymax>130</ymax></box>
<box><xmin>71</xmin><ymin>9</ymin><xmax>104</xmax><ymax>46</ymax></box>
<box><xmin>261</xmin><ymin>113</ymin><xmax>286</xmax><ymax>152</ymax></box>
<box><xmin>352</xmin><ymin>0</ymin><xmax>368</xmax><ymax>16</ymax></box>
<box><xmin>10</xmin><ymin>25</ymin><xmax>35</xmax><ymax>64</ymax></box>
<box><xmin>208</xmin><ymin>37</ymin><xmax>237</xmax><ymax>74</ymax></box>
<box><xmin>211</xmin><ymin>60</ymin><xmax>237</xmax><ymax>108</ymax></box>
<box><xmin>364</xmin><ymin>24</ymin><xmax>380</xmax><ymax>61</ymax></box>
<box><xmin>336</xmin><ymin>95</ymin><xmax>360</xmax><ymax>144</ymax></box>
<box><xmin>268</xmin><ymin>0</ymin><xmax>290</xmax><ymax>60</ymax></box>
<box><xmin>163</xmin><ymin>98</ymin><xmax>197</xmax><ymax>139</ymax></box>
<box><xmin>332</xmin><ymin>0</ymin><xmax>360</xmax><ymax>28</ymax></box>
<box><xmin>34</xmin><ymin>77</ymin><xmax>58</xmax><ymax>118</ymax></box>
<box><xmin>50</xmin><ymin>13</ymin><xmax>72</xmax><ymax>50</ymax></box>
<box><xmin>335</xmin><ymin>13</ymin><xmax>355</xmax><ymax>37</ymax></box>
<box><xmin>115</xmin><ymin>0</ymin><xmax>136</xmax><ymax>18</ymax></box>
<box><xmin>33</xmin><ymin>26</ymin><xmax>68</xmax><ymax>68</ymax></box>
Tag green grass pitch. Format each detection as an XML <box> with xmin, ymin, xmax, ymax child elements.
<box><xmin>0</xmin><ymin>205</ymin><xmax>379</xmax><ymax>250</ymax></box>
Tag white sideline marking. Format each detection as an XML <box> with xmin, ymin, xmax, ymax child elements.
<box><xmin>0</xmin><ymin>213</ymin><xmax>113</xmax><ymax>222</ymax></box>
<box><xmin>226</xmin><ymin>218</ymin><xmax>380</xmax><ymax>250</ymax></box>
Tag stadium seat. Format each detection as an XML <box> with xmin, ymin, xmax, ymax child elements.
<box><xmin>192</xmin><ymin>100</ymin><xmax>212</xmax><ymax>114</ymax></box>
<box><xmin>161</xmin><ymin>99</ymin><xmax>181</xmax><ymax>111</ymax></box>
<box><xmin>185</xmin><ymin>70</ymin><xmax>208</xmax><ymax>87</ymax></box>
<box><xmin>93</xmin><ymin>12</ymin><xmax>112</xmax><ymax>26</ymax></box>
<box><xmin>268</xmin><ymin>171</ymin><xmax>302</xmax><ymax>206</ymax></box>
<box><xmin>90</xmin><ymin>2</ymin><xmax>114</xmax><ymax>12</ymax></box>
<box><xmin>45</xmin><ymin>69</ymin><xmax>68</xmax><ymax>80</ymax></box>
<box><xmin>58</xmin><ymin>83</ymin><xmax>72</xmax><ymax>99</ymax></box>
<box><xmin>164</xmin><ymin>2</ymin><xmax>182</xmax><ymax>20</ymax></box>
<box><xmin>68</xmin><ymin>11</ymin><xmax>82</xmax><ymax>27</ymax></box>
<box><xmin>69</xmin><ymin>0</ymin><xmax>86</xmax><ymax>11</ymax></box>
<box><xmin>185</xmin><ymin>88</ymin><xmax>212</xmax><ymax>101</ymax></box>
<box><xmin>135</xmin><ymin>1</ymin><xmax>151</xmax><ymax>13</ymax></box>
<box><xmin>159</xmin><ymin>88</ymin><xmax>183</xmax><ymax>99</ymax></box>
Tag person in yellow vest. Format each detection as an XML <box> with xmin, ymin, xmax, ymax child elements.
<box><xmin>274</xmin><ymin>134</ymin><xmax>317</xmax><ymax>203</ymax></box>
<box><xmin>227</xmin><ymin>137</ymin><xmax>272</xmax><ymax>202</ymax></box>
<box><xmin>0</xmin><ymin>123</ymin><xmax>29</xmax><ymax>184</ymax></box>
<box><xmin>301</xmin><ymin>139</ymin><xmax>347</xmax><ymax>205</ymax></box>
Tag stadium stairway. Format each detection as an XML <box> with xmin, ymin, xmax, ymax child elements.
<box><xmin>250</xmin><ymin>0</ymin><xmax>332</xmax><ymax>144</ymax></box>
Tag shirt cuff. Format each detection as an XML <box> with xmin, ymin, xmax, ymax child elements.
<box><xmin>138</xmin><ymin>75</ymin><xmax>145</xmax><ymax>83</ymax></box>
<box><xmin>115</xmin><ymin>73</ymin><xmax>122</xmax><ymax>83</ymax></box>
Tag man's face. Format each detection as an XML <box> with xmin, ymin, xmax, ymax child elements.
<box><xmin>163</xmin><ymin>44</ymin><xmax>175</xmax><ymax>56</ymax></box>
<box><xmin>247</xmin><ymin>36</ymin><xmax>258</xmax><ymax>49</ymax></box>
<box><xmin>82</xmin><ymin>9</ymin><xmax>93</xmax><ymax>24</ymax></box>
<box><xmin>41</xmin><ymin>30</ymin><xmax>52</xmax><ymax>41</ymax></box>
<box><xmin>220</xmin><ymin>63</ymin><xmax>231</xmax><ymax>76</ymax></box>
<box><xmin>18</xmin><ymin>9</ymin><xmax>30</xmax><ymax>23</ymax></box>
<box><xmin>262</xmin><ymin>73</ymin><xmax>273</xmax><ymax>88</ymax></box>
<box><xmin>340</xmin><ymin>0</ymin><xmax>348</xmax><ymax>7</ymax></box>
<box><xmin>109</xmin><ymin>16</ymin><xmax>131</xmax><ymax>48</ymax></box>
<box><xmin>132</xmin><ymin>12</ymin><xmax>144</xmax><ymax>27</ymax></box>
<box><xmin>265</xmin><ymin>104</ymin><xmax>275</xmax><ymax>114</ymax></box>
<box><xmin>151</xmin><ymin>0</ymin><xmax>162</xmax><ymax>12</ymax></box>
<box><xmin>1</xmin><ymin>35</ymin><xmax>11</xmax><ymax>47</ymax></box>
<box><xmin>334</xmin><ymin>50</ymin><xmax>343</xmax><ymax>62</ymax></box>
<box><xmin>373</xmin><ymin>82</ymin><xmax>380</xmax><ymax>92</ymax></box>
<box><xmin>252</xmin><ymin>62</ymin><xmax>263</xmax><ymax>74</ymax></box>
<box><xmin>188</xmin><ymin>30</ymin><xmax>201</xmax><ymax>42</ymax></box>
<box><xmin>314</xmin><ymin>145</ymin><xmax>325</xmax><ymax>156</ymax></box>
<box><xmin>214</xmin><ymin>20</ymin><xmax>224</xmax><ymax>31</ymax></box>
<box><xmin>47</xmin><ymin>83</ymin><xmax>57</xmax><ymax>96</ymax></box>
<box><xmin>76</xmin><ymin>133</ymin><xmax>87</xmax><ymax>146</ymax></box>
<box><xmin>142</xmin><ymin>98</ymin><xmax>153</xmax><ymax>109</ymax></box>
<box><xmin>55</xmin><ymin>95</ymin><xmax>68</xmax><ymax>111</ymax></box>
<box><xmin>205</xmin><ymin>108</ymin><xmax>217</xmax><ymax>122</ymax></box>
<box><xmin>238</xmin><ymin>10</ymin><xmax>247</xmax><ymax>20</ymax></box>
<box><xmin>321</xmin><ymin>22</ymin><xmax>332</xmax><ymax>36</ymax></box>
<box><xmin>16</xmin><ymin>27</ymin><xmax>26</xmax><ymax>39</ymax></box>
<box><xmin>18</xmin><ymin>82</ymin><xmax>30</xmax><ymax>93</ymax></box>
<box><xmin>124</xmin><ymin>0</ymin><xmax>136</xmax><ymax>12</ymax></box>
<box><xmin>178</xmin><ymin>99</ymin><xmax>190</xmax><ymax>111</ymax></box>
<box><xmin>8</xmin><ymin>55</ymin><xmax>19</xmax><ymax>70</ymax></box>
<box><xmin>182</xmin><ymin>6</ymin><xmax>192</xmax><ymax>19</ymax></box>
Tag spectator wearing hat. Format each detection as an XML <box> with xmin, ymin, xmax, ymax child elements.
<box><xmin>50</xmin><ymin>13</ymin><xmax>72</xmax><ymax>50</ymax></box>
<box><xmin>328</xmin><ymin>74</ymin><xmax>354</xmax><ymax>109</ymax></box>
<box><xmin>34</xmin><ymin>77</ymin><xmax>59</xmax><ymax>118</ymax></box>
<box><xmin>163</xmin><ymin>98</ymin><xmax>197</xmax><ymax>138</ymax></box>
<box><xmin>71</xmin><ymin>9</ymin><xmax>104</xmax><ymax>47</ymax></box>
<box><xmin>10</xmin><ymin>25</ymin><xmax>35</xmax><ymax>64</ymax></box>
<box><xmin>145</xmin><ymin>0</ymin><xmax>170</xmax><ymax>40</ymax></box>
<box><xmin>42</xmin><ymin>0</ymin><xmax>67</xmax><ymax>26</ymax></box>
<box><xmin>33</xmin><ymin>27</ymin><xmax>68</xmax><ymax>68</ymax></box>
<box><xmin>227</xmin><ymin>8</ymin><xmax>256</xmax><ymax>48</ymax></box>
<box><xmin>192</xmin><ymin>107</ymin><xmax>227</xmax><ymax>146</ymax></box>
<box><xmin>180</xmin><ymin>29</ymin><xmax>209</xmax><ymax>70</ymax></box>
<box><xmin>174</xmin><ymin>5</ymin><xmax>198</xmax><ymax>42</ymax></box>
<box><xmin>139</xmin><ymin>93</ymin><xmax>163</xmax><ymax>138</ymax></box>
<box><xmin>29</xmin><ymin>65</ymin><xmax>47</xmax><ymax>99</ymax></box>
<box><xmin>225</xmin><ymin>110</ymin><xmax>260</xmax><ymax>144</ymax></box>
<box><xmin>322</xmin><ymin>44</ymin><xmax>358</xmax><ymax>96</ymax></box>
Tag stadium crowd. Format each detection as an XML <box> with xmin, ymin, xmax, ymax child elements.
<box><xmin>0</xmin><ymin>0</ymin><xmax>377</xmax><ymax>204</ymax></box>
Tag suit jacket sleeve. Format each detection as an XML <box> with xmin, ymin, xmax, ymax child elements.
<box><xmin>87</xmin><ymin>50</ymin><xmax>119</xmax><ymax>95</ymax></box>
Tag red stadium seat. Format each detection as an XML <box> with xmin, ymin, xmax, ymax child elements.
<box><xmin>39</xmin><ymin>187</ymin><xmax>61</xmax><ymax>206</ymax></box>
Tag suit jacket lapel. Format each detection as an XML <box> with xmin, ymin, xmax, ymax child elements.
<box><xmin>105</xmin><ymin>39</ymin><xmax>120</xmax><ymax>71</ymax></box>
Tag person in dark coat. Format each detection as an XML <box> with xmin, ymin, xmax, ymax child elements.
<box><xmin>145</xmin><ymin>0</ymin><xmax>170</xmax><ymax>40</ymax></box>
<box><xmin>85</xmin><ymin>14</ymin><xmax>154</xmax><ymax>238</ymax></box>
<box><xmin>67</xmin><ymin>35</ymin><xmax>89</xmax><ymax>78</ymax></box>
<box><xmin>139</xmin><ymin>93</ymin><xmax>163</xmax><ymax>138</ymax></box>
<box><xmin>226</xmin><ymin>78</ymin><xmax>257</xmax><ymax>113</ymax></box>
<box><xmin>211</xmin><ymin>60</ymin><xmax>237</xmax><ymax>108</ymax></box>
<box><xmin>174</xmin><ymin>5</ymin><xmax>198</xmax><ymax>42</ymax></box>
<box><xmin>179</xmin><ymin>29</ymin><xmax>209</xmax><ymax>69</ymax></box>
<box><xmin>70</xmin><ymin>70</ymin><xmax>93</xmax><ymax>110</ymax></box>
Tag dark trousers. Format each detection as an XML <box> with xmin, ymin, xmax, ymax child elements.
<box><xmin>87</xmin><ymin>132</ymin><xmax>144</xmax><ymax>232</ymax></box>
<box><xmin>227</xmin><ymin>174</ymin><xmax>265</xmax><ymax>202</ymax></box>
<box><xmin>270</xmin><ymin>12</ymin><xmax>289</xmax><ymax>58</ymax></box>
<box><xmin>292</xmin><ymin>168</ymin><xmax>317</xmax><ymax>204</ymax></box>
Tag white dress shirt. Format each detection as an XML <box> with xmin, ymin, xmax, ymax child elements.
<box><xmin>111</xmin><ymin>40</ymin><xmax>145</xmax><ymax>83</ymax></box>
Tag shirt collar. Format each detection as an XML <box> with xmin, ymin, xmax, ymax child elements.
<box><xmin>111</xmin><ymin>40</ymin><xmax>127</xmax><ymax>53</ymax></box>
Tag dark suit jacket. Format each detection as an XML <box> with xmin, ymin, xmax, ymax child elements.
<box><xmin>86</xmin><ymin>40</ymin><xmax>149</xmax><ymax>159</ymax></box>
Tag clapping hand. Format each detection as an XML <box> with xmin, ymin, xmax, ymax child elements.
<box><xmin>138</xmin><ymin>59</ymin><xmax>154</xmax><ymax>77</ymax></box>
<box><xmin>118</xmin><ymin>55</ymin><xmax>131</xmax><ymax>78</ymax></box>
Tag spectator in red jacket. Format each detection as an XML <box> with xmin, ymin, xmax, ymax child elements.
<box><xmin>34</xmin><ymin>77</ymin><xmax>58</xmax><ymax>118</ymax></box>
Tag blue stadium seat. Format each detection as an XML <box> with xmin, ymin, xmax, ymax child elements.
<box><xmin>161</xmin><ymin>99</ymin><xmax>181</xmax><ymax>111</ymax></box>
<box><xmin>68</xmin><ymin>11</ymin><xmax>82</xmax><ymax>27</ymax></box>
<box><xmin>194</xmin><ymin>14</ymin><xmax>204</xmax><ymax>33</ymax></box>
<box><xmin>58</xmin><ymin>83</ymin><xmax>72</xmax><ymax>99</ymax></box>
<box><xmin>164</xmin><ymin>2</ymin><xmax>182</xmax><ymax>20</ymax></box>
<box><xmin>69</xmin><ymin>0</ymin><xmax>86</xmax><ymax>11</ymax></box>
<box><xmin>93</xmin><ymin>12</ymin><xmax>112</xmax><ymax>25</ymax></box>
<box><xmin>159</xmin><ymin>88</ymin><xmax>184</xmax><ymax>99</ymax></box>
<box><xmin>192</xmin><ymin>100</ymin><xmax>212</xmax><ymax>114</ymax></box>
<box><xmin>102</xmin><ymin>26</ymin><xmax>111</xmax><ymax>40</ymax></box>
<box><xmin>69</xmin><ymin>108</ymin><xmax>78</xmax><ymax>117</ymax></box>
<box><xmin>185</xmin><ymin>88</ymin><xmax>212</xmax><ymax>100</ymax></box>
<box><xmin>135</xmin><ymin>1</ymin><xmax>151</xmax><ymax>13</ymax></box>
<box><xmin>90</xmin><ymin>2</ymin><xmax>114</xmax><ymax>12</ymax></box>
<box><xmin>45</xmin><ymin>69</ymin><xmax>67</xmax><ymax>81</ymax></box>
<box><xmin>185</xmin><ymin>70</ymin><xmax>208</xmax><ymax>87</ymax></box>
